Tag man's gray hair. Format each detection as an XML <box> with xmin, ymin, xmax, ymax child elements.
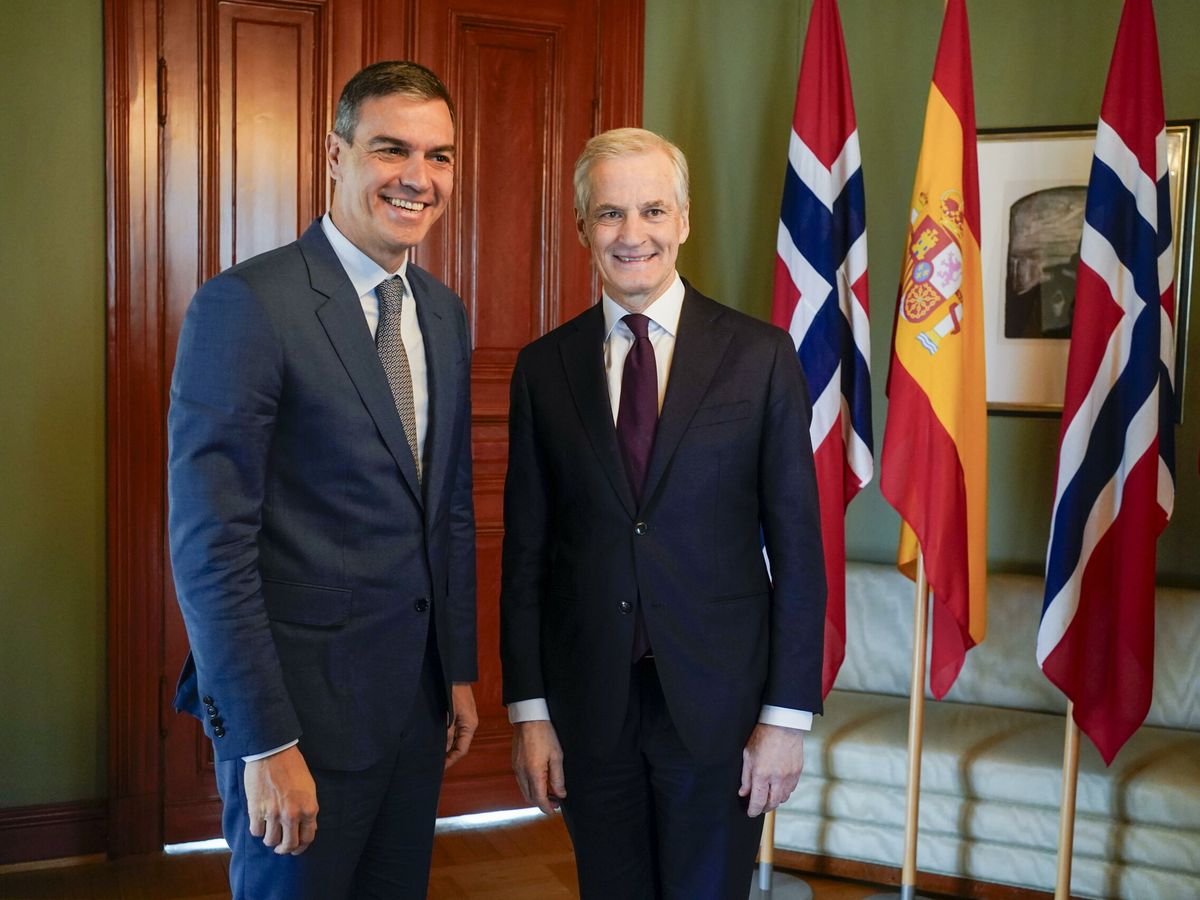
<box><xmin>333</xmin><ymin>61</ymin><xmax>455</xmax><ymax>142</ymax></box>
<box><xmin>573</xmin><ymin>128</ymin><xmax>689</xmax><ymax>215</ymax></box>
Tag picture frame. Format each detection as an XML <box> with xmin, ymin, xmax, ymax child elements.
<box><xmin>977</xmin><ymin>121</ymin><xmax>1197</xmax><ymax>418</ymax></box>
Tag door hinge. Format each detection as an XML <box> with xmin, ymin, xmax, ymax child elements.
<box><xmin>157</xmin><ymin>57</ymin><xmax>168</xmax><ymax>126</ymax></box>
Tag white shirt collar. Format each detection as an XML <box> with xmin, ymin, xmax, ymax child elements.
<box><xmin>601</xmin><ymin>273</ymin><xmax>685</xmax><ymax>341</ymax></box>
<box><xmin>321</xmin><ymin>213</ymin><xmax>409</xmax><ymax>298</ymax></box>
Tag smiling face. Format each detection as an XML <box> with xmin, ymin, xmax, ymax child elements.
<box><xmin>577</xmin><ymin>150</ymin><xmax>690</xmax><ymax>313</ymax></box>
<box><xmin>326</xmin><ymin>93</ymin><xmax>455</xmax><ymax>271</ymax></box>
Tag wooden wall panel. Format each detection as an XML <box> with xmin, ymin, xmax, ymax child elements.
<box><xmin>456</xmin><ymin>21</ymin><xmax>556</xmax><ymax>353</ymax></box>
<box><xmin>217</xmin><ymin>3</ymin><xmax>325</xmax><ymax>267</ymax></box>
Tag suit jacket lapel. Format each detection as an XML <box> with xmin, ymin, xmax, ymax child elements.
<box><xmin>409</xmin><ymin>267</ymin><xmax>458</xmax><ymax>522</ymax></box>
<box><xmin>301</xmin><ymin>222</ymin><xmax>423</xmax><ymax>506</ymax></box>
<box><xmin>641</xmin><ymin>288</ymin><xmax>732</xmax><ymax>507</ymax></box>
<box><xmin>560</xmin><ymin>306</ymin><xmax>637</xmax><ymax>517</ymax></box>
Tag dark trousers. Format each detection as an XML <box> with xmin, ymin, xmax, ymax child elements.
<box><xmin>560</xmin><ymin>658</ymin><xmax>764</xmax><ymax>900</ymax></box>
<box><xmin>215</xmin><ymin>639</ymin><xmax>446</xmax><ymax>900</ymax></box>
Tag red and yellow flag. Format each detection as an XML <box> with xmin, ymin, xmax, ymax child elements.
<box><xmin>880</xmin><ymin>0</ymin><xmax>986</xmax><ymax>698</ymax></box>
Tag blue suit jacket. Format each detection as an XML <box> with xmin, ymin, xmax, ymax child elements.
<box><xmin>500</xmin><ymin>284</ymin><xmax>826</xmax><ymax>763</ymax></box>
<box><xmin>168</xmin><ymin>220</ymin><xmax>477</xmax><ymax>770</ymax></box>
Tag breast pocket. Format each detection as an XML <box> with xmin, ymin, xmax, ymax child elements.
<box><xmin>687</xmin><ymin>400</ymin><xmax>751</xmax><ymax>429</ymax></box>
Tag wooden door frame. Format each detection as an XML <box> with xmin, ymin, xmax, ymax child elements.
<box><xmin>104</xmin><ymin>0</ymin><xmax>642</xmax><ymax>857</ymax></box>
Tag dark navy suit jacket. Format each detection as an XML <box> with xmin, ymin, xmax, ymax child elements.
<box><xmin>500</xmin><ymin>283</ymin><xmax>826</xmax><ymax>763</ymax></box>
<box><xmin>168</xmin><ymin>220</ymin><xmax>477</xmax><ymax>771</ymax></box>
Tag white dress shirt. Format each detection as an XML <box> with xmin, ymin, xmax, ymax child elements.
<box><xmin>243</xmin><ymin>215</ymin><xmax>431</xmax><ymax>763</ymax></box>
<box><xmin>508</xmin><ymin>273</ymin><xmax>813</xmax><ymax>732</ymax></box>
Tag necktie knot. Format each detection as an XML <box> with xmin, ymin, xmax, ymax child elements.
<box><xmin>623</xmin><ymin>313</ymin><xmax>651</xmax><ymax>341</ymax></box>
<box><xmin>377</xmin><ymin>275</ymin><xmax>406</xmax><ymax>312</ymax></box>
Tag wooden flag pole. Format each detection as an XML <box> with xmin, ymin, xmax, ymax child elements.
<box><xmin>751</xmin><ymin>808</ymin><xmax>814</xmax><ymax>899</ymax></box>
<box><xmin>758</xmin><ymin>809</ymin><xmax>776</xmax><ymax>894</ymax></box>
<box><xmin>865</xmin><ymin>553</ymin><xmax>932</xmax><ymax>900</ymax></box>
<box><xmin>899</xmin><ymin>552</ymin><xmax>931</xmax><ymax>898</ymax></box>
<box><xmin>1054</xmin><ymin>703</ymin><xmax>1082</xmax><ymax>900</ymax></box>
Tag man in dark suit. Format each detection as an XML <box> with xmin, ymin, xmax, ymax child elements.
<box><xmin>500</xmin><ymin>128</ymin><xmax>827</xmax><ymax>899</ymax></box>
<box><xmin>168</xmin><ymin>61</ymin><xmax>478</xmax><ymax>899</ymax></box>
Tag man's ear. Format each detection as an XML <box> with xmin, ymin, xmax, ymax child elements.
<box><xmin>576</xmin><ymin>213</ymin><xmax>590</xmax><ymax>248</ymax></box>
<box><xmin>679</xmin><ymin>202</ymin><xmax>691</xmax><ymax>245</ymax></box>
<box><xmin>325</xmin><ymin>131</ymin><xmax>343</xmax><ymax>181</ymax></box>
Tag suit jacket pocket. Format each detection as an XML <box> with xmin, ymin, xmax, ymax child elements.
<box><xmin>688</xmin><ymin>400</ymin><xmax>751</xmax><ymax>428</ymax></box>
<box><xmin>261</xmin><ymin>580</ymin><xmax>351</xmax><ymax>627</ymax></box>
<box><xmin>708</xmin><ymin>590</ymin><xmax>768</xmax><ymax>604</ymax></box>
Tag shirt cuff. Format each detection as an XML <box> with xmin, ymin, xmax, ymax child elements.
<box><xmin>507</xmin><ymin>698</ymin><xmax>551</xmax><ymax>723</ymax></box>
<box><xmin>758</xmin><ymin>706</ymin><xmax>813</xmax><ymax>731</ymax></box>
<box><xmin>242</xmin><ymin>739</ymin><xmax>299</xmax><ymax>762</ymax></box>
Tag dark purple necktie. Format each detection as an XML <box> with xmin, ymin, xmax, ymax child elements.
<box><xmin>616</xmin><ymin>313</ymin><xmax>657</xmax><ymax>661</ymax></box>
<box><xmin>616</xmin><ymin>313</ymin><xmax>658</xmax><ymax>503</ymax></box>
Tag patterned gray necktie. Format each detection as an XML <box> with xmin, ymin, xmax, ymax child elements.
<box><xmin>375</xmin><ymin>276</ymin><xmax>421</xmax><ymax>482</ymax></box>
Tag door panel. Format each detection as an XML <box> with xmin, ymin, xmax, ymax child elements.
<box><xmin>217</xmin><ymin>2</ymin><xmax>325</xmax><ymax>267</ymax></box>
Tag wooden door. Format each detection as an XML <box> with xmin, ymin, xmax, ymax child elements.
<box><xmin>106</xmin><ymin>0</ymin><xmax>642</xmax><ymax>852</ymax></box>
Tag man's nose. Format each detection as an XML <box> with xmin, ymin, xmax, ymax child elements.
<box><xmin>397</xmin><ymin>156</ymin><xmax>432</xmax><ymax>192</ymax></box>
<box><xmin>616</xmin><ymin>215</ymin><xmax>645</xmax><ymax>244</ymax></box>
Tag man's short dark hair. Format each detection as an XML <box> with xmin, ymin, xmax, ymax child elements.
<box><xmin>333</xmin><ymin>61</ymin><xmax>455</xmax><ymax>141</ymax></box>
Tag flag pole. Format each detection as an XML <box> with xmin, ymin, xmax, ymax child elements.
<box><xmin>758</xmin><ymin>809</ymin><xmax>776</xmax><ymax>895</ymax></box>
<box><xmin>866</xmin><ymin>551</ymin><xmax>932</xmax><ymax>900</ymax></box>
<box><xmin>750</xmin><ymin>808</ymin><xmax>816</xmax><ymax>899</ymax></box>
<box><xmin>1054</xmin><ymin>703</ymin><xmax>1081</xmax><ymax>900</ymax></box>
<box><xmin>900</xmin><ymin>552</ymin><xmax>930</xmax><ymax>898</ymax></box>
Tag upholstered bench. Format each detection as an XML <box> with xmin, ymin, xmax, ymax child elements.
<box><xmin>774</xmin><ymin>562</ymin><xmax>1200</xmax><ymax>899</ymax></box>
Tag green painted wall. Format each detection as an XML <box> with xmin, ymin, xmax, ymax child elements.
<box><xmin>0</xmin><ymin>0</ymin><xmax>107</xmax><ymax>807</ymax></box>
<box><xmin>646</xmin><ymin>0</ymin><xmax>1200</xmax><ymax>586</ymax></box>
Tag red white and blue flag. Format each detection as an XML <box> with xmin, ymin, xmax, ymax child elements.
<box><xmin>771</xmin><ymin>0</ymin><xmax>872</xmax><ymax>698</ymax></box>
<box><xmin>1037</xmin><ymin>0</ymin><xmax>1176</xmax><ymax>765</ymax></box>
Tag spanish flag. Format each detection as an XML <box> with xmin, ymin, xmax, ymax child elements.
<box><xmin>880</xmin><ymin>0</ymin><xmax>986</xmax><ymax>698</ymax></box>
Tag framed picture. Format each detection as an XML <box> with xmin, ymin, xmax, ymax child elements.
<box><xmin>977</xmin><ymin>121</ymin><xmax>1197</xmax><ymax>417</ymax></box>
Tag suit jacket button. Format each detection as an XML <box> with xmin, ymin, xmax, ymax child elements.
<box><xmin>202</xmin><ymin>695</ymin><xmax>214</xmax><ymax>706</ymax></box>
<box><xmin>415</xmin><ymin>597</ymin><xmax>430</xmax><ymax>613</ymax></box>
<box><xmin>211</xmin><ymin>717</ymin><xmax>223</xmax><ymax>728</ymax></box>
<box><xmin>213</xmin><ymin>726</ymin><xmax>226</xmax><ymax>738</ymax></box>
<box><xmin>634</xmin><ymin>521</ymin><xmax>648</xmax><ymax>535</ymax></box>
<box><xmin>619</xmin><ymin>600</ymin><xmax>632</xmax><ymax>614</ymax></box>
<box><xmin>205</xmin><ymin>705</ymin><xmax>217</xmax><ymax>716</ymax></box>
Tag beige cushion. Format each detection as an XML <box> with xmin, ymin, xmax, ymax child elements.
<box><xmin>835</xmin><ymin>563</ymin><xmax>1200</xmax><ymax>730</ymax></box>
<box><xmin>810</xmin><ymin>690</ymin><xmax>1200</xmax><ymax>829</ymax></box>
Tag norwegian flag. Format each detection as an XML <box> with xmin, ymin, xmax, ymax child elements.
<box><xmin>771</xmin><ymin>0</ymin><xmax>872</xmax><ymax>698</ymax></box>
<box><xmin>1037</xmin><ymin>0</ymin><xmax>1176</xmax><ymax>765</ymax></box>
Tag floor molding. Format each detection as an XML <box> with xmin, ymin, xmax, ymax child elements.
<box><xmin>0</xmin><ymin>800</ymin><xmax>107</xmax><ymax>866</ymax></box>
<box><xmin>777</xmin><ymin>849</ymin><xmax>1056</xmax><ymax>900</ymax></box>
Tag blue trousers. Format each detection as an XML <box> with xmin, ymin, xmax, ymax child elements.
<box><xmin>215</xmin><ymin>643</ymin><xmax>446</xmax><ymax>900</ymax></box>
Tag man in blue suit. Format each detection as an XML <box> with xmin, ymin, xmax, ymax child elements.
<box><xmin>501</xmin><ymin>129</ymin><xmax>826</xmax><ymax>899</ymax></box>
<box><xmin>168</xmin><ymin>61</ymin><xmax>478</xmax><ymax>899</ymax></box>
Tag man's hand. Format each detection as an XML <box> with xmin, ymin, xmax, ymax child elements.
<box><xmin>445</xmin><ymin>683</ymin><xmax>479</xmax><ymax>770</ymax></box>
<box><xmin>244</xmin><ymin>745</ymin><xmax>319</xmax><ymax>855</ymax></box>
<box><xmin>511</xmin><ymin>720</ymin><xmax>566</xmax><ymax>814</ymax></box>
<box><xmin>739</xmin><ymin>723</ymin><xmax>805</xmax><ymax>817</ymax></box>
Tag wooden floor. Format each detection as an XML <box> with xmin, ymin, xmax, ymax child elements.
<box><xmin>0</xmin><ymin>813</ymin><xmax>887</xmax><ymax>899</ymax></box>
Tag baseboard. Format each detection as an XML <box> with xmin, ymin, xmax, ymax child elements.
<box><xmin>776</xmin><ymin>849</ymin><xmax>1056</xmax><ymax>900</ymax></box>
<box><xmin>0</xmin><ymin>801</ymin><xmax>107</xmax><ymax>866</ymax></box>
